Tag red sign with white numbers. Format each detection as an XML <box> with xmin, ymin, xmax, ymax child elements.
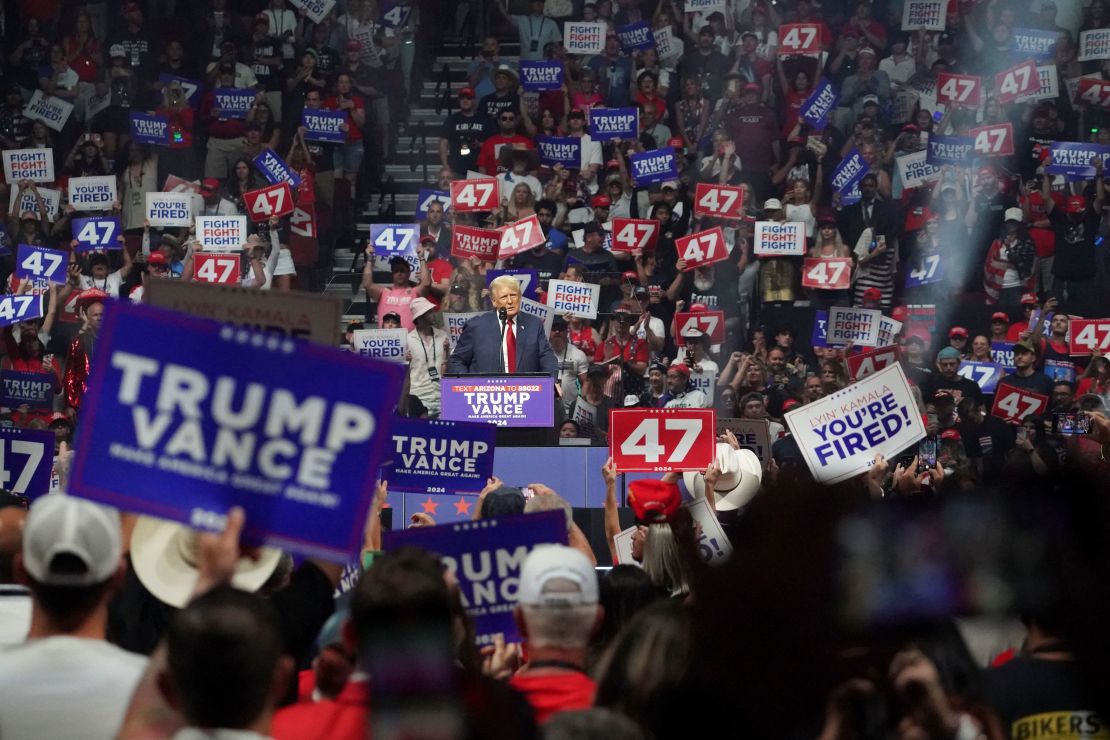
<box><xmin>994</xmin><ymin>59</ymin><xmax>1039</xmax><ymax>104</ymax></box>
<box><xmin>936</xmin><ymin>72</ymin><xmax>982</xmax><ymax>107</ymax></box>
<box><xmin>970</xmin><ymin>123</ymin><xmax>1014</xmax><ymax>157</ymax></box>
<box><xmin>1077</xmin><ymin>77</ymin><xmax>1110</xmax><ymax>109</ymax></box>
<box><xmin>1069</xmin><ymin>318</ymin><xmax>1110</xmax><ymax>356</ymax></box>
<box><xmin>676</xmin><ymin>227</ymin><xmax>728</xmax><ymax>271</ymax></box>
<box><xmin>497</xmin><ymin>214</ymin><xmax>544</xmax><ymax>258</ymax></box>
<box><xmin>611</xmin><ymin>218</ymin><xmax>659</xmax><ymax>252</ymax></box>
<box><xmin>609</xmin><ymin>408</ymin><xmax>717</xmax><ymax>472</ymax></box>
<box><xmin>847</xmin><ymin>344</ymin><xmax>900</xmax><ymax>380</ymax></box>
<box><xmin>673</xmin><ymin>310</ymin><xmax>726</xmax><ymax>345</ymax></box>
<box><xmin>693</xmin><ymin>183</ymin><xmax>746</xmax><ymax>220</ymax></box>
<box><xmin>802</xmin><ymin>257</ymin><xmax>852</xmax><ymax>290</ymax></box>
<box><xmin>990</xmin><ymin>383</ymin><xmax>1048</xmax><ymax>424</ymax></box>
<box><xmin>450</xmin><ymin>177</ymin><xmax>499</xmax><ymax>212</ymax></box>
<box><xmin>778</xmin><ymin>23</ymin><xmax>821</xmax><ymax>54</ymax></box>
<box><xmin>193</xmin><ymin>253</ymin><xmax>241</xmax><ymax>284</ymax></box>
<box><xmin>243</xmin><ymin>182</ymin><xmax>294</xmax><ymax>223</ymax></box>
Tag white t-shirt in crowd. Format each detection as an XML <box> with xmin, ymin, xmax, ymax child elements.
<box><xmin>0</xmin><ymin>635</ymin><xmax>148</xmax><ymax>740</ymax></box>
<box><xmin>0</xmin><ymin>587</ymin><xmax>31</xmax><ymax>645</ymax></box>
<box><xmin>553</xmin><ymin>342</ymin><xmax>589</xmax><ymax>404</ymax></box>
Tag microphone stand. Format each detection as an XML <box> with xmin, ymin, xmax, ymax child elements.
<box><xmin>498</xmin><ymin>307</ymin><xmax>508</xmax><ymax>374</ymax></box>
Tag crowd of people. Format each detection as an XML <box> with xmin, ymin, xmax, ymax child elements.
<box><xmin>1</xmin><ymin>0</ymin><xmax>1110</xmax><ymax>738</ymax></box>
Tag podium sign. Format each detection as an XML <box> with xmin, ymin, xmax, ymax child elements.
<box><xmin>439</xmin><ymin>375</ymin><xmax>555</xmax><ymax>428</ymax></box>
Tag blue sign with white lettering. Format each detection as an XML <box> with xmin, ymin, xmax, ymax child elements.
<box><xmin>801</xmin><ymin>78</ymin><xmax>838</xmax><ymax>129</ymax></box>
<box><xmin>0</xmin><ymin>426</ymin><xmax>54</xmax><ymax>499</ymax></box>
<box><xmin>926</xmin><ymin>135</ymin><xmax>975</xmax><ymax>167</ymax></box>
<box><xmin>301</xmin><ymin>108</ymin><xmax>348</xmax><ymax>143</ymax></box>
<box><xmin>905</xmin><ymin>253</ymin><xmax>943</xmax><ymax>288</ymax></box>
<box><xmin>1012</xmin><ymin>28</ymin><xmax>1059</xmax><ymax>60</ymax></box>
<box><xmin>72</xmin><ymin>216</ymin><xmax>121</xmax><ymax>252</ymax></box>
<box><xmin>0</xmin><ymin>295</ymin><xmax>43</xmax><ymax>328</ymax></box>
<box><xmin>589</xmin><ymin>107</ymin><xmax>638</xmax><ymax>141</ymax></box>
<box><xmin>16</xmin><ymin>244</ymin><xmax>68</xmax><ymax>285</ymax></box>
<box><xmin>382</xmin><ymin>511</ymin><xmax>568</xmax><ymax>644</ymax></box>
<box><xmin>990</xmin><ymin>342</ymin><xmax>1016</xmax><ymax>374</ymax></box>
<box><xmin>130</xmin><ymin>112</ymin><xmax>170</xmax><ymax>146</ymax></box>
<box><xmin>66</xmin><ymin>302</ymin><xmax>406</xmax><ymax>562</ymax></box>
<box><xmin>1046</xmin><ymin>142</ymin><xmax>1110</xmax><ymax>179</ymax></box>
<box><xmin>535</xmin><ymin>135</ymin><xmax>582</xmax><ymax>167</ymax></box>
<box><xmin>381</xmin><ymin>1</ymin><xmax>412</xmax><ymax>27</ymax></box>
<box><xmin>485</xmin><ymin>269</ymin><xmax>539</xmax><ymax>300</ymax></box>
<box><xmin>630</xmin><ymin>146</ymin><xmax>677</xmax><ymax>187</ymax></box>
<box><xmin>0</xmin><ymin>370</ymin><xmax>55</xmax><ymax>410</ymax></box>
<box><xmin>370</xmin><ymin>223</ymin><xmax>419</xmax><ymax>257</ymax></box>
<box><xmin>519</xmin><ymin>61</ymin><xmax>565</xmax><ymax>92</ymax></box>
<box><xmin>957</xmin><ymin>360</ymin><xmax>1003</xmax><ymax>394</ymax></box>
<box><xmin>253</xmin><ymin>148</ymin><xmax>302</xmax><ymax>189</ymax></box>
<box><xmin>416</xmin><ymin>189</ymin><xmax>451</xmax><ymax>220</ymax></box>
<box><xmin>616</xmin><ymin>21</ymin><xmax>655</xmax><ymax>52</ymax></box>
<box><xmin>831</xmin><ymin>148</ymin><xmax>869</xmax><ymax>195</ymax></box>
<box><xmin>812</xmin><ymin>310</ymin><xmax>829</xmax><ymax>347</ymax></box>
<box><xmin>384</xmin><ymin>417</ymin><xmax>497</xmax><ymax>493</ymax></box>
<box><xmin>213</xmin><ymin>87</ymin><xmax>256</xmax><ymax>119</ymax></box>
<box><xmin>158</xmin><ymin>74</ymin><xmax>204</xmax><ymax>107</ymax></box>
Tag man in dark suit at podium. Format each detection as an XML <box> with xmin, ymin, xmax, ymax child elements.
<box><xmin>447</xmin><ymin>275</ymin><xmax>558</xmax><ymax>376</ymax></box>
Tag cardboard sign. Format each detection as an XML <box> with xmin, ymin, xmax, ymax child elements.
<box><xmin>2</xmin><ymin>149</ymin><xmax>54</xmax><ymax>183</ymax></box>
<box><xmin>901</xmin><ymin>0</ymin><xmax>945</xmax><ymax>30</ymax></box>
<box><xmin>439</xmin><ymin>375</ymin><xmax>556</xmax><ymax>428</ymax></box>
<box><xmin>519</xmin><ymin>61</ymin><xmax>564</xmax><ymax>91</ymax></box>
<box><xmin>370</xmin><ymin>224</ymin><xmax>418</xmax><ymax>257</ymax></box>
<box><xmin>145</xmin><ymin>280</ymin><xmax>341</xmax><ymax>345</ymax></box>
<box><xmin>693</xmin><ymin>183</ymin><xmax>745</xmax><ymax>220</ymax></box>
<box><xmin>243</xmin><ymin>182</ymin><xmax>294</xmax><ymax>223</ymax></box>
<box><xmin>613</xmin><ymin>525</ymin><xmax>639</xmax><ymax>566</ymax></box>
<box><xmin>800</xmin><ymin>78</ymin><xmax>838</xmax><ymax>128</ymax></box>
<box><xmin>253</xmin><ymin>148</ymin><xmax>301</xmax><ymax>189</ymax></box>
<box><xmin>927</xmin><ymin>135</ymin><xmax>975</xmax><ymax>166</ymax></box>
<box><xmin>754</xmin><ymin>221</ymin><xmax>805</xmax><ymax>257</ymax></box>
<box><xmin>0</xmin><ymin>370</ymin><xmax>55</xmax><ymax>410</ymax></box>
<box><xmin>193</xmin><ymin>253</ymin><xmax>241</xmax><ymax>284</ymax></box>
<box><xmin>991</xmin><ymin>382</ymin><xmax>1048</xmax><ymax>424</ymax></box>
<box><xmin>72</xmin><ymin>216</ymin><xmax>121</xmax><ymax>253</ymax></box>
<box><xmin>564</xmin><ymin>21</ymin><xmax>606</xmax><ymax>54</ymax></box>
<box><xmin>653</xmin><ymin>26</ymin><xmax>683</xmax><ymax>62</ymax></box>
<box><xmin>450</xmin><ymin>177</ymin><xmax>498</xmax><ymax>212</ymax></box>
<box><xmin>9</xmin><ymin>186</ymin><xmax>61</xmax><ymax>222</ymax></box>
<box><xmin>384</xmin><ymin>417</ymin><xmax>496</xmax><ymax>493</ymax></box>
<box><xmin>847</xmin><ymin>345</ymin><xmax>900</xmax><ymax>380</ymax></box>
<box><xmin>778</xmin><ymin>23</ymin><xmax>822</xmax><ymax>54</ymax></box>
<box><xmin>716</xmin><ymin>417</ymin><xmax>772</xmax><ymax>465</ymax></box>
<box><xmin>832</xmin><ymin>148</ymin><xmax>870</xmax><ymax>195</ymax></box>
<box><xmin>936</xmin><ymin>71</ymin><xmax>982</xmax><ymax>107</ymax></box>
<box><xmin>213</xmin><ymin>87</ymin><xmax>255</xmax><ymax>119</ymax></box>
<box><xmin>445</xmin><ymin>312</ymin><xmax>482</xmax><ymax>351</ymax></box>
<box><xmin>518</xmin><ymin>296</ymin><xmax>554</xmax><ymax>338</ymax></box>
<box><xmin>897</xmin><ymin>150</ymin><xmax>941</xmax><ymax>190</ymax></box>
<box><xmin>23</xmin><ymin>91</ymin><xmax>73</xmax><ymax>132</ymax></box>
<box><xmin>451</xmin><ymin>225</ymin><xmax>500</xmax><ymax>262</ymax></box>
<box><xmin>288</xmin><ymin>0</ymin><xmax>337</xmax><ymax>23</ymax></box>
<box><xmin>610</xmin><ymin>218</ymin><xmax>659</xmax><ymax>252</ymax></box>
<box><xmin>300</xmin><ymin>108</ymin><xmax>347</xmax><ymax>143</ymax></box>
<box><xmin>1069</xmin><ymin>318</ymin><xmax>1110</xmax><ymax>356</ymax></box>
<box><xmin>673</xmin><ymin>310</ymin><xmax>725</xmax><ymax>345</ymax></box>
<box><xmin>130</xmin><ymin>112</ymin><xmax>171</xmax><ymax>145</ymax></box>
<box><xmin>994</xmin><ymin>59</ymin><xmax>1039</xmax><ymax>104</ymax></box>
<box><xmin>0</xmin><ymin>296</ymin><xmax>43</xmax><ymax>328</ymax></box>
<box><xmin>1077</xmin><ymin>77</ymin><xmax>1110</xmax><ymax>109</ymax></box>
<box><xmin>970</xmin><ymin>123</ymin><xmax>1014</xmax><ymax>157</ymax></box>
<box><xmin>16</xmin><ymin>244</ymin><xmax>68</xmax><ymax>285</ymax></box>
<box><xmin>535</xmin><ymin>136</ymin><xmax>581</xmax><ymax>167</ymax></box>
<box><xmin>1015</xmin><ymin>64</ymin><xmax>1059</xmax><ymax>103</ymax></box>
<box><xmin>956</xmin><ymin>361</ymin><xmax>1003</xmax><ymax>394</ymax></box>
<box><xmin>1047</xmin><ymin>142</ymin><xmax>1108</xmax><ymax>179</ymax></box>
<box><xmin>876</xmin><ymin>316</ymin><xmax>902</xmax><ymax>347</ymax></box>
<box><xmin>497</xmin><ymin>214</ymin><xmax>544</xmax><ymax>258</ymax></box>
<box><xmin>353</xmin><ymin>328</ymin><xmax>409</xmax><ymax>363</ymax></box>
<box><xmin>416</xmin><ymin>189</ymin><xmax>451</xmax><ymax>220</ymax></box>
<box><xmin>68</xmin><ymin>175</ymin><xmax>117</xmax><ymax>211</ymax></box>
<box><xmin>0</xmin><ymin>426</ymin><xmax>54</xmax><ymax>499</ymax></box>
<box><xmin>685</xmin><ymin>497</ymin><xmax>732</xmax><ymax>564</ymax></box>
<box><xmin>195</xmin><ymin>215</ymin><xmax>247</xmax><ymax>251</ymax></box>
<box><xmin>905</xmin><ymin>253</ymin><xmax>943</xmax><ymax>287</ymax></box>
<box><xmin>546</xmin><ymin>279</ymin><xmax>600</xmax><ymax>319</ymax></box>
<box><xmin>145</xmin><ymin>192</ymin><xmax>193</xmax><ymax>227</ymax></box>
<box><xmin>677</xmin><ymin>227</ymin><xmax>729</xmax><ymax>269</ymax></box>
<box><xmin>1013</xmin><ymin>28</ymin><xmax>1062</xmax><ymax>60</ymax></box>
<box><xmin>1079</xmin><ymin>28</ymin><xmax>1110</xmax><ymax>62</ymax></box>
<box><xmin>629</xmin><ymin>147</ymin><xmax>677</xmax><ymax>187</ymax></box>
<box><xmin>382</xmin><ymin>511</ymin><xmax>567</xmax><ymax>644</ymax></box>
<box><xmin>609</xmin><ymin>407</ymin><xmax>716</xmax><ymax>472</ymax></box>
<box><xmin>802</xmin><ymin>257</ymin><xmax>852</xmax><ymax>290</ymax></box>
<box><xmin>288</xmin><ymin>204</ymin><xmax>317</xmax><ymax>265</ymax></box>
<box><xmin>589</xmin><ymin>107</ymin><xmax>638</xmax><ymax>142</ymax></box>
<box><xmin>157</xmin><ymin>73</ymin><xmax>204</xmax><ymax>107</ymax></box>
<box><xmin>616</xmin><ymin>21</ymin><xmax>654</xmax><ymax>52</ymax></box>
<box><xmin>66</xmin><ymin>302</ymin><xmax>405</xmax><ymax>561</ymax></box>
<box><xmin>827</xmin><ymin>306</ymin><xmax>882</xmax><ymax>347</ymax></box>
<box><xmin>686</xmin><ymin>0</ymin><xmax>725</xmax><ymax>10</ymax></box>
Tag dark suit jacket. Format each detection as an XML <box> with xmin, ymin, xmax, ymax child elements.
<box><xmin>837</xmin><ymin>197</ymin><xmax>900</xmax><ymax>250</ymax></box>
<box><xmin>446</xmin><ymin>311</ymin><xmax>558</xmax><ymax>376</ymax></box>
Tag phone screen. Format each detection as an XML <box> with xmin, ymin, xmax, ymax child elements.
<box><xmin>917</xmin><ymin>437</ymin><xmax>937</xmax><ymax>471</ymax></box>
<box><xmin>1052</xmin><ymin>412</ymin><xmax>1091</xmax><ymax>436</ymax></box>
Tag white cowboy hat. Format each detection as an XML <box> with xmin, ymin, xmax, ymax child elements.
<box><xmin>682</xmin><ymin>443</ymin><xmax>762</xmax><ymax>512</ymax></box>
<box><xmin>130</xmin><ymin>515</ymin><xmax>284</xmax><ymax>608</ymax></box>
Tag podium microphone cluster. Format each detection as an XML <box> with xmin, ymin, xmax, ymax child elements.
<box><xmin>498</xmin><ymin>307</ymin><xmax>508</xmax><ymax>373</ymax></box>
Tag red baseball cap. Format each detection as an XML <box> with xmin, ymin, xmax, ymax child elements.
<box><xmin>667</xmin><ymin>136</ymin><xmax>685</xmax><ymax>149</ymax></box>
<box><xmin>458</xmin><ymin>87</ymin><xmax>475</xmax><ymax>98</ymax></box>
<box><xmin>1020</xmin><ymin>292</ymin><xmax>1038</xmax><ymax>305</ymax></box>
<box><xmin>147</xmin><ymin>251</ymin><xmax>169</xmax><ymax>266</ymax></box>
<box><xmin>940</xmin><ymin>428</ymin><xmax>961</xmax><ymax>441</ymax></box>
<box><xmin>891</xmin><ymin>305</ymin><xmax>908</xmax><ymax>322</ymax></box>
<box><xmin>591</xmin><ymin>194</ymin><xmax>611</xmax><ymax>208</ymax></box>
<box><xmin>1065</xmin><ymin>195</ymin><xmax>1087</xmax><ymax>213</ymax></box>
<box><xmin>628</xmin><ymin>479</ymin><xmax>681</xmax><ymax>524</ymax></box>
<box><xmin>991</xmin><ymin>311</ymin><xmax>1010</xmax><ymax>322</ymax></box>
<box><xmin>862</xmin><ymin>287</ymin><xmax>882</xmax><ymax>301</ymax></box>
<box><xmin>621</xmin><ymin>270</ymin><xmax>638</xmax><ymax>282</ymax></box>
<box><xmin>949</xmin><ymin>326</ymin><xmax>968</xmax><ymax>338</ymax></box>
<box><xmin>688</xmin><ymin>302</ymin><xmax>708</xmax><ymax>313</ymax></box>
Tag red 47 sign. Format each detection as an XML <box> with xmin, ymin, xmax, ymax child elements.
<box><xmin>674</xmin><ymin>310</ymin><xmax>726</xmax><ymax>345</ymax></box>
<box><xmin>936</xmin><ymin>72</ymin><xmax>982</xmax><ymax>107</ymax></box>
<box><xmin>1077</xmin><ymin>78</ymin><xmax>1110</xmax><ymax>109</ymax></box>
<box><xmin>676</xmin><ymin>227</ymin><xmax>728</xmax><ymax>271</ymax></box>
<box><xmin>1069</xmin><ymin>318</ymin><xmax>1110</xmax><ymax>356</ymax></box>
<box><xmin>778</xmin><ymin>23</ymin><xmax>821</xmax><ymax>54</ymax></box>
<box><xmin>847</xmin><ymin>345</ymin><xmax>900</xmax><ymax>380</ymax></box>
<box><xmin>611</xmin><ymin>218</ymin><xmax>659</xmax><ymax>252</ymax></box>
<box><xmin>693</xmin><ymin>183</ymin><xmax>745</xmax><ymax>220</ymax></box>
<box><xmin>609</xmin><ymin>408</ymin><xmax>717</xmax><ymax>472</ymax></box>
<box><xmin>802</xmin><ymin>257</ymin><xmax>852</xmax><ymax>290</ymax></box>
<box><xmin>193</xmin><ymin>253</ymin><xmax>241</xmax><ymax>284</ymax></box>
<box><xmin>970</xmin><ymin>123</ymin><xmax>1014</xmax><ymax>157</ymax></box>
<box><xmin>497</xmin><ymin>214</ymin><xmax>543</xmax><ymax>258</ymax></box>
<box><xmin>450</xmin><ymin>177</ymin><xmax>498</xmax><ymax>212</ymax></box>
<box><xmin>991</xmin><ymin>383</ymin><xmax>1048</xmax><ymax>424</ymax></box>
<box><xmin>994</xmin><ymin>59</ymin><xmax>1039</xmax><ymax>104</ymax></box>
<box><xmin>243</xmin><ymin>182</ymin><xmax>294</xmax><ymax>223</ymax></box>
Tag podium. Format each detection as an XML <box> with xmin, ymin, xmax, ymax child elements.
<box><xmin>440</xmin><ymin>374</ymin><xmax>557</xmax><ymax>446</ymax></box>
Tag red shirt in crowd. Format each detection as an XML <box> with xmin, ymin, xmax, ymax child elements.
<box><xmin>155</xmin><ymin>105</ymin><xmax>195</xmax><ymax>149</ymax></box>
<box><xmin>199</xmin><ymin>91</ymin><xmax>247</xmax><ymax>139</ymax></box>
<box><xmin>508</xmin><ymin>671</ymin><xmax>596</xmax><ymax>724</ymax></box>
<box><xmin>272</xmin><ymin>679</ymin><xmax>369</xmax><ymax>740</ymax></box>
<box><xmin>595</xmin><ymin>335</ymin><xmax>649</xmax><ymax>365</ymax></box>
<box><xmin>477</xmin><ymin>134</ymin><xmax>535</xmax><ymax>175</ymax></box>
<box><xmin>324</xmin><ymin>94</ymin><xmax>365</xmax><ymax>143</ymax></box>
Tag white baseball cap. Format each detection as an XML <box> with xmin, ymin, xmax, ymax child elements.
<box><xmin>1004</xmin><ymin>207</ymin><xmax>1024</xmax><ymax>223</ymax></box>
<box><xmin>516</xmin><ymin>544</ymin><xmax>598</xmax><ymax>607</ymax></box>
<box><xmin>763</xmin><ymin>198</ymin><xmax>783</xmax><ymax>211</ymax></box>
<box><xmin>22</xmin><ymin>495</ymin><xmax>122</xmax><ymax>587</ymax></box>
<box><xmin>682</xmin><ymin>443</ymin><xmax>763</xmax><ymax>512</ymax></box>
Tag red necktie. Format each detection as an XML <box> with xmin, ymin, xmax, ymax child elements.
<box><xmin>506</xmin><ymin>317</ymin><xmax>517</xmax><ymax>373</ymax></box>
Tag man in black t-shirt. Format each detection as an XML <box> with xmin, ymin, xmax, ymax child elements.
<box><xmin>1002</xmin><ymin>341</ymin><xmax>1055</xmax><ymax>397</ymax></box>
<box><xmin>922</xmin><ymin>347</ymin><xmax>983</xmax><ymax>406</ymax></box>
<box><xmin>248</xmin><ymin>15</ymin><xmax>284</xmax><ymax>121</ymax></box>
<box><xmin>438</xmin><ymin>88</ymin><xmax>493</xmax><ymax>177</ymax></box>
<box><xmin>1046</xmin><ymin>188</ymin><xmax>1103</xmax><ymax>319</ymax></box>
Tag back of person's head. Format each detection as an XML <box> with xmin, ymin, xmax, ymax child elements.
<box><xmin>482</xmin><ymin>487</ymin><xmax>527</xmax><ymax>518</ymax></box>
<box><xmin>543</xmin><ymin>707</ymin><xmax>645</xmax><ymax>740</ymax></box>
<box><xmin>523</xmin><ymin>491</ymin><xmax>572</xmax><ymax>531</ymax></box>
<box><xmin>351</xmin><ymin>546</ymin><xmax>452</xmax><ymax>641</ymax></box>
<box><xmin>0</xmin><ymin>492</ymin><xmax>27</xmax><ymax>583</ymax></box>
<box><xmin>596</xmin><ymin>565</ymin><xmax>660</xmax><ymax>650</ymax></box>
<box><xmin>641</xmin><ymin>524</ymin><xmax>691</xmax><ymax>597</ymax></box>
<box><xmin>18</xmin><ymin>494</ymin><xmax>122</xmax><ymax>629</ymax></box>
<box><xmin>515</xmin><ymin>545</ymin><xmax>600</xmax><ymax>650</ymax></box>
<box><xmin>164</xmin><ymin>586</ymin><xmax>289</xmax><ymax>730</ymax></box>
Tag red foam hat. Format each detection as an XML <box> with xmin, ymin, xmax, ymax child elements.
<box><xmin>628</xmin><ymin>479</ymin><xmax>682</xmax><ymax>524</ymax></box>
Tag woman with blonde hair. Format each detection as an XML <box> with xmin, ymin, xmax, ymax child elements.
<box><xmin>806</xmin><ymin>212</ymin><xmax>853</xmax><ymax>310</ymax></box>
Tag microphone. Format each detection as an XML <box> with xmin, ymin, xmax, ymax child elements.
<box><xmin>498</xmin><ymin>308</ymin><xmax>508</xmax><ymax>321</ymax></box>
<box><xmin>498</xmin><ymin>308</ymin><xmax>508</xmax><ymax>374</ymax></box>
